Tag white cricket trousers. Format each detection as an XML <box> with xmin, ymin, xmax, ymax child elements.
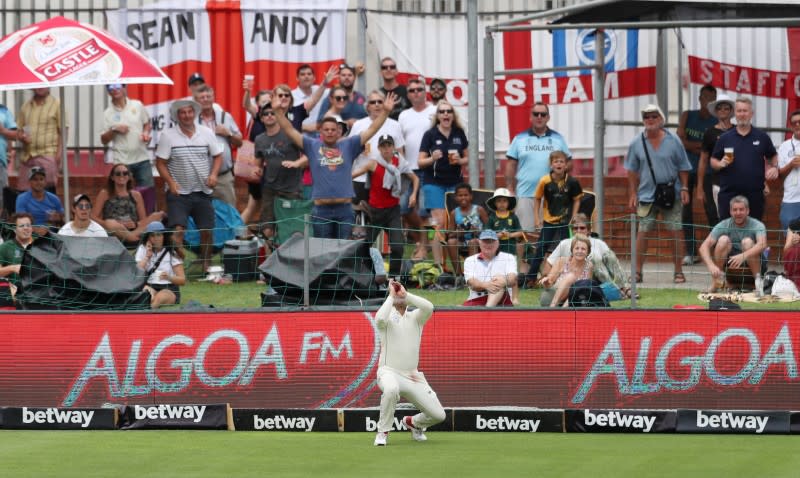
<box><xmin>376</xmin><ymin>366</ymin><xmax>446</xmax><ymax>433</ymax></box>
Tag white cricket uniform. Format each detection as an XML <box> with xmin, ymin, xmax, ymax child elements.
<box><xmin>374</xmin><ymin>292</ymin><xmax>445</xmax><ymax>433</ymax></box>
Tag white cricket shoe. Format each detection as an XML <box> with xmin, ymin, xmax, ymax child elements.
<box><xmin>404</xmin><ymin>416</ymin><xmax>427</xmax><ymax>442</ymax></box>
<box><xmin>373</xmin><ymin>431</ymin><xmax>388</xmax><ymax>446</ymax></box>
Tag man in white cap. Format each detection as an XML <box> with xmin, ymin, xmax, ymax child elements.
<box><xmin>463</xmin><ymin>229</ymin><xmax>518</xmax><ymax>307</ymax></box>
<box><xmin>624</xmin><ymin>104</ymin><xmax>692</xmax><ymax>285</ymax></box>
<box><xmin>155</xmin><ymin>99</ymin><xmax>223</xmax><ymax>274</ymax></box>
<box><xmin>676</xmin><ymin>84</ymin><xmax>718</xmax><ymax>266</ymax></box>
<box><xmin>697</xmin><ymin>93</ymin><xmax>735</xmax><ymax>227</ymax></box>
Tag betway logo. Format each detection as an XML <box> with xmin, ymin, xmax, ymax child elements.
<box><xmin>253</xmin><ymin>415</ymin><xmax>316</xmax><ymax>431</ymax></box>
<box><xmin>134</xmin><ymin>405</ymin><xmax>206</xmax><ymax>423</ymax></box>
<box><xmin>22</xmin><ymin>407</ymin><xmax>94</xmax><ymax>428</ymax></box>
<box><xmin>696</xmin><ymin>411</ymin><xmax>768</xmax><ymax>434</ymax></box>
<box><xmin>365</xmin><ymin>416</ymin><xmax>407</xmax><ymax>432</ymax></box>
<box><xmin>584</xmin><ymin>410</ymin><xmax>656</xmax><ymax>432</ymax></box>
<box><xmin>476</xmin><ymin>415</ymin><xmax>540</xmax><ymax>432</ymax></box>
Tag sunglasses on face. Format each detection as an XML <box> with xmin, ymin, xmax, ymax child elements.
<box><xmin>572</xmin><ymin>225</ymin><xmax>588</xmax><ymax>231</ymax></box>
<box><xmin>438</xmin><ymin>109</ymin><xmax>453</xmax><ymax>114</ymax></box>
<box><xmin>643</xmin><ymin>114</ymin><xmax>660</xmax><ymax>120</ymax></box>
<box><xmin>113</xmin><ymin>171</ymin><xmax>130</xmax><ymax>177</ymax></box>
<box><xmin>368</xmin><ymin>100</ymin><xmax>383</xmax><ymax>105</ymax></box>
<box><xmin>791</xmin><ymin>120</ymin><xmax>800</xmax><ymax>126</ymax></box>
<box><xmin>261</xmin><ymin>111</ymin><xmax>275</xmax><ymax>117</ymax></box>
<box><xmin>407</xmin><ymin>87</ymin><xmax>424</xmax><ymax>93</ymax></box>
<box><xmin>333</xmin><ymin>95</ymin><xmax>348</xmax><ymax>101</ymax></box>
<box><xmin>532</xmin><ymin>111</ymin><xmax>548</xmax><ymax>118</ymax></box>
<box><xmin>75</xmin><ymin>203</ymin><xmax>92</xmax><ymax>210</ymax></box>
<box><xmin>430</xmin><ymin>85</ymin><xmax>445</xmax><ymax>91</ymax></box>
<box><xmin>381</xmin><ymin>64</ymin><xmax>397</xmax><ymax>70</ymax></box>
<box><xmin>276</xmin><ymin>93</ymin><xmax>291</xmax><ymax>98</ymax></box>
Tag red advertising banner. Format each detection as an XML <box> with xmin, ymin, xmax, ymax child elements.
<box><xmin>1</xmin><ymin>310</ymin><xmax>800</xmax><ymax>410</ymax></box>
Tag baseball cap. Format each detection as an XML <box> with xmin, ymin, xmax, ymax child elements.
<box><xmin>145</xmin><ymin>222</ymin><xmax>166</xmax><ymax>234</ymax></box>
<box><xmin>640</xmin><ymin>104</ymin><xmax>665</xmax><ymax>120</ymax></box>
<box><xmin>188</xmin><ymin>72</ymin><xmax>205</xmax><ymax>86</ymax></box>
<box><xmin>28</xmin><ymin>166</ymin><xmax>46</xmax><ymax>180</ymax></box>
<box><xmin>378</xmin><ymin>134</ymin><xmax>394</xmax><ymax>146</ymax></box>
<box><xmin>430</xmin><ymin>78</ymin><xmax>446</xmax><ymax>89</ymax></box>
<box><xmin>72</xmin><ymin>193</ymin><xmax>91</xmax><ymax>206</ymax></box>
<box><xmin>479</xmin><ymin>230</ymin><xmax>498</xmax><ymax>241</ymax></box>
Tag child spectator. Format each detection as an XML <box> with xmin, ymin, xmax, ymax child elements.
<box><xmin>484</xmin><ymin>187</ymin><xmax>524</xmax><ymax>255</ymax></box>
<box><xmin>446</xmin><ymin>182</ymin><xmax>488</xmax><ymax>277</ymax></box>
<box><xmin>524</xmin><ymin>150</ymin><xmax>583</xmax><ymax>286</ymax></box>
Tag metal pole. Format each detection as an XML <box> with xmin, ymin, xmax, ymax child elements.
<box><xmin>630</xmin><ymin>213</ymin><xmax>637</xmax><ymax>309</ymax></box>
<box><xmin>60</xmin><ymin>86</ymin><xmax>70</xmax><ymax>221</ymax></box>
<box><xmin>483</xmin><ymin>33</ymin><xmax>495</xmax><ymax>189</ymax></box>
<box><xmin>593</xmin><ymin>29</ymin><xmax>605</xmax><ymax>238</ymax></box>
<box><xmin>357</xmin><ymin>0</ymin><xmax>367</xmax><ymax>96</ymax></box>
<box><xmin>467</xmin><ymin>0</ymin><xmax>479</xmax><ymax>189</ymax></box>
<box><xmin>656</xmin><ymin>28</ymin><xmax>668</xmax><ymax>117</ymax></box>
<box><xmin>303</xmin><ymin>214</ymin><xmax>310</xmax><ymax>308</ymax></box>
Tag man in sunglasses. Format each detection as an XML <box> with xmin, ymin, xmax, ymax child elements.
<box><xmin>315</xmin><ymin>64</ymin><xmax>367</xmax><ymax>130</ymax></box>
<box><xmin>505</xmin><ymin>102</ymin><xmax>571</xmax><ymax>238</ymax></box>
<box><xmin>379</xmin><ymin>57</ymin><xmax>410</xmax><ymax>120</ymax></box>
<box><xmin>15</xmin><ymin>166</ymin><xmax>64</xmax><ymax>235</ymax></box>
<box><xmin>58</xmin><ymin>194</ymin><xmax>107</xmax><ymax>237</ymax></box>
<box><xmin>777</xmin><ymin>109</ymin><xmax>800</xmax><ymax>229</ymax></box>
<box><xmin>100</xmin><ymin>84</ymin><xmax>154</xmax><ymax>190</ymax></box>
<box><xmin>253</xmin><ymin>104</ymin><xmax>304</xmax><ymax>245</ymax></box>
<box><xmin>429</xmin><ymin>78</ymin><xmax>447</xmax><ymax>104</ymax></box>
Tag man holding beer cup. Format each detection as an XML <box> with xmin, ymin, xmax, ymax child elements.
<box><xmin>777</xmin><ymin>109</ymin><xmax>800</xmax><ymax>229</ymax></box>
<box><xmin>710</xmin><ymin>96</ymin><xmax>778</xmax><ymax>221</ymax></box>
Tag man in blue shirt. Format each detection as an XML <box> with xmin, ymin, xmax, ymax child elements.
<box><xmin>710</xmin><ymin>96</ymin><xmax>778</xmax><ymax>222</ymax></box>
<box><xmin>0</xmin><ymin>103</ymin><xmax>17</xmax><ymax>217</ymax></box>
<box><xmin>625</xmin><ymin>104</ymin><xmax>692</xmax><ymax>284</ymax></box>
<box><xmin>504</xmin><ymin>102</ymin><xmax>571</xmax><ymax>234</ymax></box>
<box><xmin>274</xmin><ymin>93</ymin><xmax>398</xmax><ymax>239</ymax></box>
<box><xmin>15</xmin><ymin>166</ymin><xmax>64</xmax><ymax>235</ymax></box>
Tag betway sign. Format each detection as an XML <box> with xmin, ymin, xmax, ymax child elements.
<box><xmin>2</xmin><ymin>311</ymin><xmax>800</xmax><ymax>409</ymax></box>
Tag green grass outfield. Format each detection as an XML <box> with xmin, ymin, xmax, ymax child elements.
<box><xmin>1</xmin><ymin>430</ymin><xmax>798</xmax><ymax>477</ymax></box>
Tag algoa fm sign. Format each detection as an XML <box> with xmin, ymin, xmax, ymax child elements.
<box><xmin>2</xmin><ymin>311</ymin><xmax>800</xmax><ymax>409</ymax></box>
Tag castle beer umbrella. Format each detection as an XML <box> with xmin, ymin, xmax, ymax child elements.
<box><xmin>0</xmin><ymin>16</ymin><xmax>173</xmax><ymax>215</ymax></box>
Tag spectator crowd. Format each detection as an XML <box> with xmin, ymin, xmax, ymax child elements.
<box><xmin>1</xmin><ymin>58</ymin><xmax>799</xmax><ymax>308</ymax></box>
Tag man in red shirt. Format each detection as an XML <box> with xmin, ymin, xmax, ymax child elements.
<box><xmin>352</xmin><ymin>134</ymin><xmax>419</xmax><ymax>278</ymax></box>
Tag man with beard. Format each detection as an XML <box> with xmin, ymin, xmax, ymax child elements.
<box><xmin>379</xmin><ymin>57</ymin><xmax>410</xmax><ymax>120</ymax></box>
<box><xmin>315</xmin><ymin>64</ymin><xmax>367</xmax><ymax>129</ymax></box>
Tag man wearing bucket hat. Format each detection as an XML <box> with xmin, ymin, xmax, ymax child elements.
<box><xmin>625</xmin><ymin>104</ymin><xmax>692</xmax><ymax>285</ymax></box>
<box><xmin>155</xmin><ymin>99</ymin><xmax>223</xmax><ymax>274</ymax></box>
<box><xmin>697</xmin><ymin>93</ymin><xmax>735</xmax><ymax>227</ymax></box>
<box><xmin>463</xmin><ymin>230</ymin><xmax>518</xmax><ymax>307</ymax></box>
<box><xmin>677</xmin><ymin>84</ymin><xmax>718</xmax><ymax>266</ymax></box>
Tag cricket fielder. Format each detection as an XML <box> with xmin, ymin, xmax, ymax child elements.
<box><xmin>373</xmin><ymin>279</ymin><xmax>446</xmax><ymax>446</ymax></box>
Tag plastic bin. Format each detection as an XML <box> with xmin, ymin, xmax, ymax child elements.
<box><xmin>222</xmin><ymin>239</ymin><xmax>260</xmax><ymax>281</ymax></box>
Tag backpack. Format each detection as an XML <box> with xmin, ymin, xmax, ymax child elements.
<box><xmin>408</xmin><ymin>261</ymin><xmax>442</xmax><ymax>288</ymax></box>
<box><xmin>568</xmin><ymin>279</ymin><xmax>610</xmax><ymax>307</ymax></box>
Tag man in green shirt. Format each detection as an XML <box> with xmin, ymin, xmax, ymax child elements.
<box><xmin>0</xmin><ymin>213</ymin><xmax>34</xmax><ymax>302</ymax></box>
<box><xmin>699</xmin><ymin>195</ymin><xmax>767</xmax><ymax>294</ymax></box>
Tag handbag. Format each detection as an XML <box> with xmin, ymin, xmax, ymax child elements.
<box><xmin>233</xmin><ymin>140</ymin><xmax>262</xmax><ymax>184</ymax></box>
<box><xmin>641</xmin><ymin>134</ymin><xmax>675</xmax><ymax>209</ymax></box>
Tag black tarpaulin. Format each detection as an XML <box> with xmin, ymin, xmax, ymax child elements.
<box><xmin>259</xmin><ymin>235</ymin><xmax>383</xmax><ymax>306</ymax></box>
<box><xmin>17</xmin><ymin>234</ymin><xmax>151</xmax><ymax>310</ymax></box>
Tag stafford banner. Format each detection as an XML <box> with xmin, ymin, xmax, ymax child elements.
<box><xmin>2</xmin><ymin>310</ymin><xmax>800</xmax><ymax>410</ymax></box>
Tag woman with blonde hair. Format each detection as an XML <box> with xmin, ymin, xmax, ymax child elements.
<box><xmin>417</xmin><ymin>101</ymin><xmax>469</xmax><ymax>269</ymax></box>
<box><xmin>539</xmin><ymin>234</ymin><xmax>593</xmax><ymax>307</ymax></box>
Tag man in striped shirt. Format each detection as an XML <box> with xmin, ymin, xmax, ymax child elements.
<box><xmin>16</xmin><ymin>88</ymin><xmax>65</xmax><ymax>193</ymax></box>
<box><xmin>155</xmin><ymin>99</ymin><xmax>223</xmax><ymax>274</ymax></box>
